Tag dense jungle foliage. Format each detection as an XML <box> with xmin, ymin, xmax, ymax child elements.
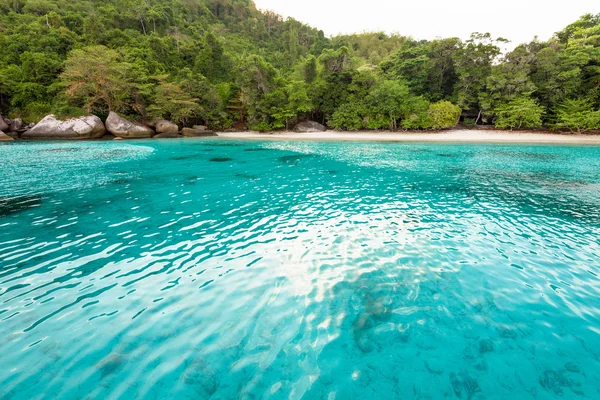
<box><xmin>0</xmin><ymin>0</ymin><xmax>599</xmax><ymax>131</ymax></box>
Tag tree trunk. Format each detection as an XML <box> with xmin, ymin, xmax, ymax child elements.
<box><xmin>140</xmin><ymin>18</ymin><xmax>146</xmax><ymax>35</ymax></box>
<box><xmin>475</xmin><ymin>110</ymin><xmax>482</xmax><ymax>125</ymax></box>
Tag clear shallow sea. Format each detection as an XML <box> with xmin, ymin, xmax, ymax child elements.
<box><xmin>1</xmin><ymin>138</ymin><xmax>600</xmax><ymax>400</ymax></box>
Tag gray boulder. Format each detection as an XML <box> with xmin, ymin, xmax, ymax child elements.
<box><xmin>181</xmin><ymin>127</ymin><xmax>217</xmax><ymax>137</ymax></box>
<box><xmin>0</xmin><ymin>117</ymin><xmax>8</xmax><ymax>132</ymax></box>
<box><xmin>0</xmin><ymin>131</ymin><xmax>14</xmax><ymax>141</ymax></box>
<box><xmin>8</xmin><ymin>118</ymin><xmax>23</xmax><ymax>132</ymax></box>
<box><xmin>105</xmin><ymin>111</ymin><xmax>154</xmax><ymax>138</ymax></box>
<box><xmin>154</xmin><ymin>132</ymin><xmax>181</xmax><ymax>139</ymax></box>
<box><xmin>294</xmin><ymin>121</ymin><xmax>326</xmax><ymax>132</ymax></box>
<box><xmin>156</xmin><ymin>120</ymin><xmax>179</xmax><ymax>134</ymax></box>
<box><xmin>192</xmin><ymin>125</ymin><xmax>208</xmax><ymax>131</ymax></box>
<box><xmin>22</xmin><ymin>115</ymin><xmax>105</xmax><ymax>139</ymax></box>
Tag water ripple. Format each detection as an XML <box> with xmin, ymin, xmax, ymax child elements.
<box><xmin>1</xmin><ymin>140</ymin><xmax>600</xmax><ymax>399</ymax></box>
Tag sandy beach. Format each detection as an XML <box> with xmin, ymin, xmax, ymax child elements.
<box><xmin>218</xmin><ymin>129</ymin><xmax>600</xmax><ymax>144</ymax></box>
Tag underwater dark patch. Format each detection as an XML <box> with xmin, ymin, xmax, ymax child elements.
<box><xmin>110</xmin><ymin>179</ymin><xmax>130</xmax><ymax>185</ymax></box>
<box><xmin>490</xmin><ymin>150</ymin><xmax>561</xmax><ymax>161</ymax></box>
<box><xmin>234</xmin><ymin>173</ymin><xmax>258</xmax><ymax>180</ymax></box>
<box><xmin>244</xmin><ymin>148</ymin><xmax>271</xmax><ymax>152</ymax></box>
<box><xmin>0</xmin><ymin>195</ymin><xmax>42</xmax><ymax>217</ymax></box>
<box><xmin>278</xmin><ymin>154</ymin><xmax>315</xmax><ymax>164</ymax></box>
<box><xmin>171</xmin><ymin>155</ymin><xmax>196</xmax><ymax>161</ymax></box>
<box><xmin>210</xmin><ymin>157</ymin><xmax>233</xmax><ymax>162</ymax></box>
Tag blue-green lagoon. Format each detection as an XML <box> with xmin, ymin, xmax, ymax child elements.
<box><xmin>1</xmin><ymin>139</ymin><xmax>600</xmax><ymax>399</ymax></box>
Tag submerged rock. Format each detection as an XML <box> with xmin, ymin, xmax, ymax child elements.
<box><xmin>0</xmin><ymin>195</ymin><xmax>42</xmax><ymax>216</ymax></box>
<box><xmin>295</xmin><ymin>121</ymin><xmax>326</xmax><ymax>132</ymax></box>
<box><xmin>564</xmin><ymin>362</ymin><xmax>580</xmax><ymax>373</ymax></box>
<box><xmin>155</xmin><ymin>120</ymin><xmax>178</xmax><ymax>134</ymax></box>
<box><xmin>449</xmin><ymin>372</ymin><xmax>481</xmax><ymax>399</ymax></box>
<box><xmin>181</xmin><ymin>128</ymin><xmax>217</xmax><ymax>137</ymax></box>
<box><xmin>105</xmin><ymin>112</ymin><xmax>154</xmax><ymax>138</ymax></box>
<box><xmin>96</xmin><ymin>353</ymin><xmax>125</xmax><ymax>379</ymax></box>
<box><xmin>539</xmin><ymin>369</ymin><xmax>567</xmax><ymax>395</ymax></box>
<box><xmin>479</xmin><ymin>338</ymin><xmax>494</xmax><ymax>354</ymax></box>
<box><xmin>0</xmin><ymin>131</ymin><xmax>13</xmax><ymax>141</ymax></box>
<box><xmin>22</xmin><ymin>115</ymin><xmax>105</xmax><ymax>139</ymax></box>
<box><xmin>183</xmin><ymin>358</ymin><xmax>219</xmax><ymax>397</ymax></box>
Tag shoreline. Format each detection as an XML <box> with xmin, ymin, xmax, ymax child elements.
<box><xmin>217</xmin><ymin>130</ymin><xmax>600</xmax><ymax>144</ymax></box>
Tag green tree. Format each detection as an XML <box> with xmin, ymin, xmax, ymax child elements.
<box><xmin>303</xmin><ymin>55</ymin><xmax>317</xmax><ymax>84</ymax></box>
<box><xmin>453</xmin><ymin>33</ymin><xmax>507</xmax><ymax>117</ymax></box>
<box><xmin>555</xmin><ymin>99</ymin><xmax>600</xmax><ymax>132</ymax></box>
<box><xmin>61</xmin><ymin>45</ymin><xmax>141</xmax><ymax>114</ymax></box>
<box><xmin>365</xmin><ymin>80</ymin><xmax>412</xmax><ymax>131</ymax></box>
<box><xmin>381</xmin><ymin>41</ymin><xmax>431</xmax><ymax>96</ymax></box>
<box><xmin>147</xmin><ymin>76</ymin><xmax>202</xmax><ymax>125</ymax></box>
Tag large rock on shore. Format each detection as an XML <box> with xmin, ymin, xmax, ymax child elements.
<box><xmin>22</xmin><ymin>115</ymin><xmax>105</xmax><ymax>139</ymax></box>
<box><xmin>181</xmin><ymin>128</ymin><xmax>217</xmax><ymax>137</ymax></box>
<box><xmin>156</xmin><ymin>120</ymin><xmax>179</xmax><ymax>134</ymax></box>
<box><xmin>0</xmin><ymin>131</ymin><xmax>14</xmax><ymax>141</ymax></box>
<box><xmin>295</xmin><ymin>121</ymin><xmax>326</xmax><ymax>132</ymax></box>
<box><xmin>106</xmin><ymin>112</ymin><xmax>154</xmax><ymax>138</ymax></box>
<box><xmin>0</xmin><ymin>117</ymin><xmax>9</xmax><ymax>132</ymax></box>
<box><xmin>9</xmin><ymin>118</ymin><xmax>23</xmax><ymax>132</ymax></box>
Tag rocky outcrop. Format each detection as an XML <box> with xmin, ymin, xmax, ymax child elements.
<box><xmin>154</xmin><ymin>132</ymin><xmax>181</xmax><ymax>139</ymax></box>
<box><xmin>8</xmin><ymin>118</ymin><xmax>23</xmax><ymax>132</ymax></box>
<box><xmin>192</xmin><ymin>125</ymin><xmax>208</xmax><ymax>131</ymax></box>
<box><xmin>294</xmin><ymin>121</ymin><xmax>326</xmax><ymax>132</ymax></box>
<box><xmin>0</xmin><ymin>131</ymin><xmax>14</xmax><ymax>141</ymax></box>
<box><xmin>22</xmin><ymin>115</ymin><xmax>106</xmax><ymax>139</ymax></box>
<box><xmin>156</xmin><ymin>120</ymin><xmax>179</xmax><ymax>134</ymax></box>
<box><xmin>100</xmin><ymin>134</ymin><xmax>116</xmax><ymax>140</ymax></box>
<box><xmin>105</xmin><ymin>112</ymin><xmax>154</xmax><ymax>138</ymax></box>
<box><xmin>0</xmin><ymin>117</ymin><xmax>8</xmax><ymax>132</ymax></box>
<box><xmin>181</xmin><ymin>128</ymin><xmax>217</xmax><ymax>137</ymax></box>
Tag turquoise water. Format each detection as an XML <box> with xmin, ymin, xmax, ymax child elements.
<box><xmin>1</xmin><ymin>139</ymin><xmax>600</xmax><ymax>399</ymax></box>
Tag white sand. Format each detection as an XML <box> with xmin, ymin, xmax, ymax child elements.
<box><xmin>217</xmin><ymin>130</ymin><xmax>600</xmax><ymax>144</ymax></box>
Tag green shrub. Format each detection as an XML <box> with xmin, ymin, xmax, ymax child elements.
<box><xmin>401</xmin><ymin>112</ymin><xmax>432</xmax><ymax>129</ymax></box>
<box><xmin>427</xmin><ymin>101</ymin><xmax>461</xmax><ymax>129</ymax></box>
<box><xmin>330</xmin><ymin>103</ymin><xmax>364</xmax><ymax>130</ymax></box>
<box><xmin>494</xmin><ymin>96</ymin><xmax>545</xmax><ymax>129</ymax></box>
<box><xmin>250</xmin><ymin>121</ymin><xmax>273</xmax><ymax>132</ymax></box>
<box><xmin>21</xmin><ymin>102</ymin><xmax>53</xmax><ymax>123</ymax></box>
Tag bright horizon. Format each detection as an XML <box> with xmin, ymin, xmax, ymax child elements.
<box><xmin>253</xmin><ymin>0</ymin><xmax>598</xmax><ymax>46</ymax></box>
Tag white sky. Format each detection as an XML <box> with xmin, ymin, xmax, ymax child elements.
<box><xmin>253</xmin><ymin>0</ymin><xmax>598</xmax><ymax>46</ymax></box>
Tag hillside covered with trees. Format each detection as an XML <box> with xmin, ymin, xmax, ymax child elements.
<box><xmin>0</xmin><ymin>0</ymin><xmax>599</xmax><ymax>131</ymax></box>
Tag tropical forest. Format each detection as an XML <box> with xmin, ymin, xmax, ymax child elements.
<box><xmin>0</xmin><ymin>0</ymin><xmax>599</xmax><ymax>132</ymax></box>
